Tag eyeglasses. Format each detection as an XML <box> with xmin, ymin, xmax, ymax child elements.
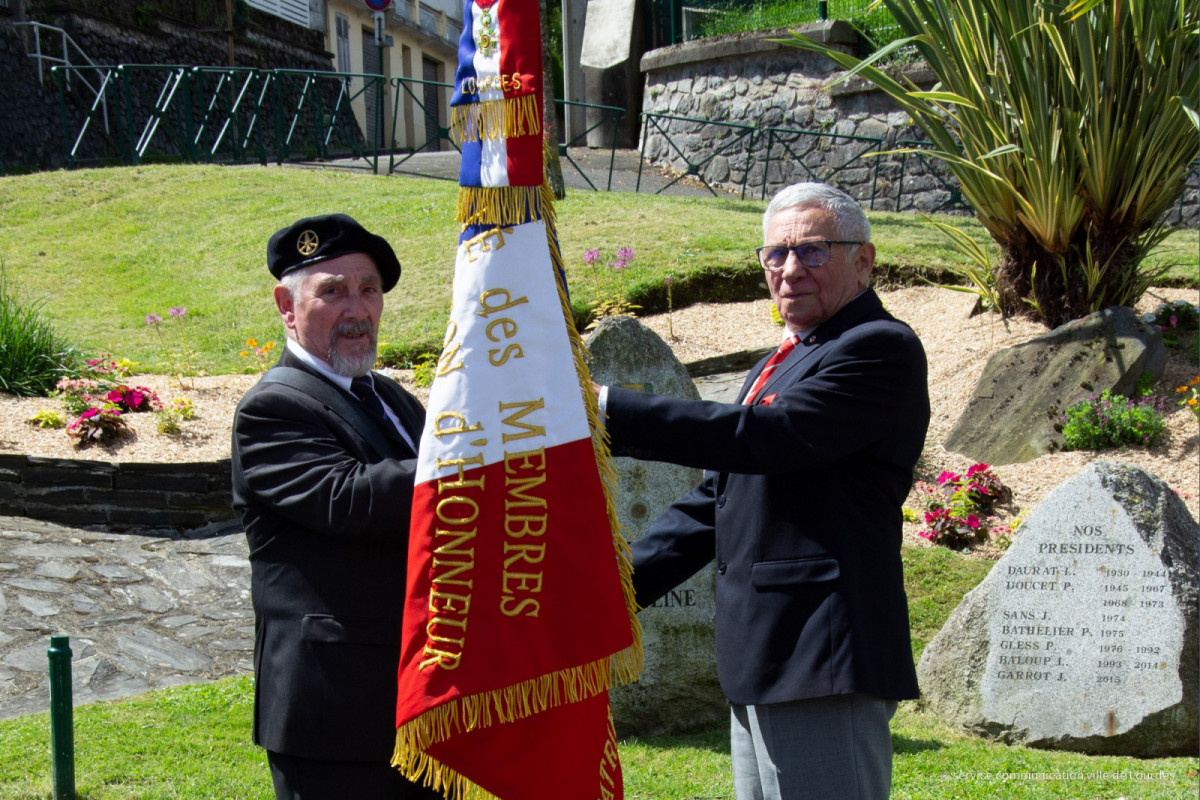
<box><xmin>756</xmin><ymin>240</ymin><xmax>864</xmax><ymax>271</ymax></box>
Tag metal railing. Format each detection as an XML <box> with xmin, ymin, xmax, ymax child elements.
<box><xmin>384</xmin><ymin>75</ymin><xmax>624</xmax><ymax>191</ymax></box>
<box><xmin>637</xmin><ymin>110</ymin><xmax>973</xmax><ymax>212</ymax></box>
<box><xmin>53</xmin><ymin>64</ymin><xmax>382</xmax><ymax>169</ymax></box>
<box><xmin>16</xmin><ymin>21</ymin><xmax>110</xmax><ymax>135</ymax></box>
<box><xmin>49</xmin><ymin>64</ymin><xmax>625</xmax><ymax>190</ymax></box>
<box><xmin>637</xmin><ymin>112</ymin><xmax>758</xmax><ymax>197</ymax></box>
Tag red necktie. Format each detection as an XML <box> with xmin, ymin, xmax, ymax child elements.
<box><xmin>743</xmin><ymin>335</ymin><xmax>798</xmax><ymax>405</ymax></box>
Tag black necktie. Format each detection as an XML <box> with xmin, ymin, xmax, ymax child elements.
<box><xmin>350</xmin><ymin>375</ymin><xmax>388</xmax><ymax>422</ymax></box>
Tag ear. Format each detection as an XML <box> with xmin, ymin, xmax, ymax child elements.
<box><xmin>855</xmin><ymin>242</ymin><xmax>876</xmax><ymax>288</ymax></box>
<box><xmin>273</xmin><ymin>284</ymin><xmax>297</xmax><ymax>331</ymax></box>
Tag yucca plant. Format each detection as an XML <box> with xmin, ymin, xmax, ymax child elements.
<box><xmin>782</xmin><ymin>0</ymin><xmax>1199</xmax><ymax>328</ymax></box>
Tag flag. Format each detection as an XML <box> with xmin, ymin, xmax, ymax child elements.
<box><xmin>393</xmin><ymin>1</ymin><xmax>641</xmax><ymax>797</ymax></box>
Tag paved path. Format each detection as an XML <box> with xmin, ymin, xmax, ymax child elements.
<box><xmin>0</xmin><ymin>373</ymin><xmax>746</xmax><ymax>720</ymax></box>
<box><xmin>333</xmin><ymin>147</ymin><xmax>746</xmax><ymax>199</ymax></box>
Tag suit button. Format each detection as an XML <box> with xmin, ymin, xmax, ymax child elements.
<box><xmin>717</xmin><ymin>561</ymin><xmax>727</xmax><ymax>575</ymax></box>
<box><xmin>717</xmin><ymin>495</ymin><xmax>726</xmax><ymax>508</ymax></box>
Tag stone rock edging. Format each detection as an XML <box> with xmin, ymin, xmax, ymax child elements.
<box><xmin>0</xmin><ymin>454</ymin><xmax>234</xmax><ymax>532</ymax></box>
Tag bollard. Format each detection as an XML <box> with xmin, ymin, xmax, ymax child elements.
<box><xmin>48</xmin><ymin>635</ymin><xmax>75</xmax><ymax>800</ymax></box>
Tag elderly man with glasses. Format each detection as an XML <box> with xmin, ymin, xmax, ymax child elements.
<box><xmin>598</xmin><ymin>182</ymin><xmax>930</xmax><ymax>799</ymax></box>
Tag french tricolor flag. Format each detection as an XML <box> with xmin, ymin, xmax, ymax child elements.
<box><xmin>450</xmin><ymin>0</ymin><xmax>543</xmax><ymax>188</ymax></box>
<box><xmin>394</xmin><ymin>1</ymin><xmax>641</xmax><ymax>796</ymax></box>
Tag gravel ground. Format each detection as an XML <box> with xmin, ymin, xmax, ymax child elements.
<box><xmin>2</xmin><ymin>285</ymin><xmax>1196</xmax><ymax>551</ymax></box>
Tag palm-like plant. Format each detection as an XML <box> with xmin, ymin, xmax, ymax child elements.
<box><xmin>783</xmin><ymin>0</ymin><xmax>1198</xmax><ymax>327</ymax></box>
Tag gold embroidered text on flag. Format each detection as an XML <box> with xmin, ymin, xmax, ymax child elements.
<box><xmin>393</xmin><ymin>0</ymin><xmax>641</xmax><ymax>797</ymax></box>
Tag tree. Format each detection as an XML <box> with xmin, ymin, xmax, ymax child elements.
<box><xmin>785</xmin><ymin>0</ymin><xmax>1198</xmax><ymax>327</ymax></box>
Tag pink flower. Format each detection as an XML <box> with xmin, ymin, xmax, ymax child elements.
<box><xmin>937</xmin><ymin>470</ymin><xmax>959</xmax><ymax>485</ymax></box>
<box><xmin>583</xmin><ymin>248</ymin><xmax>601</xmax><ymax>266</ymax></box>
<box><xmin>169</xmin><ymin>307</ymin><xmax>188</xmax><ymax>319</ymax></box>
<box><xmin>616</xmin><ymin>246</ymin><xmax>635</xmax><ymax>262</ymax></box>
<box><xmin>146</xmin><ymin>314</ymin><xmax>162</xmax><ymax>325</ymax></box>
<box><xmin>965</xmin><ymin>514</ymin><xmax>981</xmax><ymax>529</ymax></box>
<box><xmin>966</xmin><ymin>463</ymin><xmax>989</xmax><ymax>478</ymax></box>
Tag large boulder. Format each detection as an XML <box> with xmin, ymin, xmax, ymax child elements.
<box><xmin>917</xmin><ymin>462</ymin><xmax>1198</xmax><ymax>756</ymax></box>
<box><xmin>585</xmin><ymin>315</ymin><xmax>725</xmax><ymax>736</ymax></box>
<box><xmin>944</xmin><ymin>306</ymin><xmax>1165</xmax><ymax>465</ymax></box>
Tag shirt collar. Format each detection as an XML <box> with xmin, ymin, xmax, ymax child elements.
<box><xmin>285</xmin><ymin>338</ymin><xmax>357</xmax><ymax>392</ymax></box>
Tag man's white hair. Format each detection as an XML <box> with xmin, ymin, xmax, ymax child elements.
<box><xmin>762</xmin><ymin>182</ymin><xmax>872</xmax><ymax>244</ymax></box>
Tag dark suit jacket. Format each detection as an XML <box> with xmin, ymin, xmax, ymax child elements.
<box><xmin>605</xmin><ymin>289</ymin><xmax>929</xmax><ymax>706</ymax></box>
<box><xmin>231</xmin><ymin>349</ymin><xmax>426</xmax><ymax>762</ymax></box>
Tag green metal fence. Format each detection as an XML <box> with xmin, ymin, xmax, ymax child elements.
<box><xmin>51</xmin><ymin>64</ymin><xmax>626</xmax><ymax>190</ymax></box>
<box><xmin>637</xmin><ymin>110</ymin><xmax>974</xmax><ymax>214</ymax></box>
<box><xmin>54</xmin><ymin>64</ymin><xmax>379</xmax><ymax>170</ymax></box>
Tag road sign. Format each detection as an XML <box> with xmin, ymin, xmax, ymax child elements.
<box><xmin>365</xmin><ymin>0</ymin><xmax>392</xmax><ymax>10</ymax></box>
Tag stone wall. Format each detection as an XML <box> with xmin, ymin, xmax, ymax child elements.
<box><xmin>0</xmin><ymin>454</ymin><xmax>235</xmax><ymax>531</ymax></box>
<box><xmin>639</xmin><ymin>23</ymin><xmax>1200</xmax><ymax>226</ymax></box>
<box><xmin>0</xmin><ymin>5</ymin><xmax>335</xmax><ymax>171</ymax></box>
<box><xmin>0</xmin><ymin>23</ymin><xmax>60</xmax><ymax>171</ymax></box>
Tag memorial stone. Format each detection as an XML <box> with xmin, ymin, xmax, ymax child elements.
<box><xmin>944</xmin><ymin>306</ymin><xmax>1165</xmax><ymax>465</ymax></box>
<box><xmin>586</xmin><ymin>315</ymin><xmax>726</xmax><ymax>735</ymax></box>
<box><xmin>917</xmin><ymin>462</ymin><xmax>1198</xmax><ymax>756</ymax></box>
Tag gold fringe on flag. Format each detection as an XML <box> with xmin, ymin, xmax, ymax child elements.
<box><xmin>392</xmin><ymin>653</ymin><xmax>632</xmax><ymax>800</ymax></box>
<box><xmin>455</xmin><ymin>185</ymin><xmax>544</xmax><ymax>229</ymax></box>
<box><xmin>539</xmin><ymin>174</ymin><xmax>644</xmax><ymax>687</ymax></box>
<box><xmin>450</xmin><ymin>94</ymin><xmax>541</xmax><ymax>144</ymax></box>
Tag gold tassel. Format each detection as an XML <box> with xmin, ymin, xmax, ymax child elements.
<box><xmin>539</xmin><ymin>158</ymin><xmax>644</xmax><ymax>686</ymax></box>
<box><xmin>456</xmin><ymin>185</ymin><xmax>545</xmax><ymax>229</ymax></box>
<box><xmin>451</xmin><ymin>95</ymin><xmax>541</xmax><ymax>144</ymax></box>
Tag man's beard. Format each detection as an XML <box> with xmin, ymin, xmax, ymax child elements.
<box><xmin>327</xmin><ymin>319</ymin><xmax>378</xmax><ymax>377</ymax></box>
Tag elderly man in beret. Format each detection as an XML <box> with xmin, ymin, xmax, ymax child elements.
<box><xmin>231</xmin><ymin>214</ymin><xmax>441</xmax><ymax>799</ymax></box>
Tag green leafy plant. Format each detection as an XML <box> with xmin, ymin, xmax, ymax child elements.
<box><xmin>411</xmin><ymin>353</ymin><xmax>438</xmax><ymax>388</ymax></box>
<box><xmin>55</xmin><ymin>377</ymin><xmax>103</xmax><ymax>414</ymax></box>
<box><xmin>583</xmin><ymin>246</ymin><xmax>641</xmax><ymax>325</ymax></box>
<box><xmin>66</xmin><ymin>406</ymin><xmax>132</xmax><ymax>447</ymax></box>
<box><xmin>26</xmin><ymin>409</ymin><xmax>66</xmax><ymax>429</ymax></box>
<box><xmin>782</xmin><ymin>0</ymin><xmax>1199</xmax><ymax>328</ymax></box>
<box><xmin>146</xmin><ymin>306</ymin><xmax>200</xmax><ymax>388</ymax></box>
<box><xmin>156</xmin><ymin>397</ymin><xmax>197</xmax><ymax>435</ymax></box>
<box><xmin>104</xmin><ymin>384</ymin><xmax>162</xmax><ymax>413</ymax></box>
<box><xmin>238</xmin><ymin>338</ymin><xmax>276</xmax><ymax>373</ymax></box>
<box><xmin>1176</xmin><ymin>376</ymin><xmax>1200</xmax><ymax>421</ymax></box>
<box><xmin>914</xmin><ymin>463</ymin><xmax>1013</xmax><ymax>549</ymax></box>
<box><xmin>1059</xmin><ymin>389</ymin><xmax>1167</xmax><ymax>450</ymax></box>
<box><xmin>1148</xmin><ymin>299</ymin><xmax>1200</xmax><ymax>352</ymax></box>
<box><xmin>0</xmin><ymin>265</ymin><xmax>83</xmax><ymax>397</ymax></box>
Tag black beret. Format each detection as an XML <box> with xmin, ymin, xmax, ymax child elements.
<box><xmin>267</xmin><ymin>214</ymin><xmax>401</xmax><ymax>292</ymax></box>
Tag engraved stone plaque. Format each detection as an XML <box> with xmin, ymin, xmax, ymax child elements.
<box><xmin>918</xmin><ymin>462</ymin><xmax>1198</xmax><ymax>756</ymax></box>
<box><xmin>586</xmin><ymin>315</ymin><xmax>724</xmax><ymax>736</ymax></box>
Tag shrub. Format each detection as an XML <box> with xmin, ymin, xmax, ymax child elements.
<box><xmin>1059</xmin><ymin>390</ymin><xmax>1167</xmax><ymax>451</ymax></box>
<box><xmin>66</xmin><ymin>406</ymin><xmax>131</xmax><ymax>447</ymax></box>
<box><xmin>0</xmin><ymin>266</ymin><xmax>83</xmax><ymax>397</ymax></box>
<box><xmin>914</xmin><ymin>463</ymin><xmax>1013</xmax><ymax>549</ymax></box>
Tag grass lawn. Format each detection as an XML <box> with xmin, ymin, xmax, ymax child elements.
<box><xmin>0</xmin><ymin>165</ymin><xmax>1195</xmax><ymax>375</ymax></box>
<box><xmin>0</xmin><ymin>547</ymin><xmax>1195</xmax><ymax>799</ymax></box>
